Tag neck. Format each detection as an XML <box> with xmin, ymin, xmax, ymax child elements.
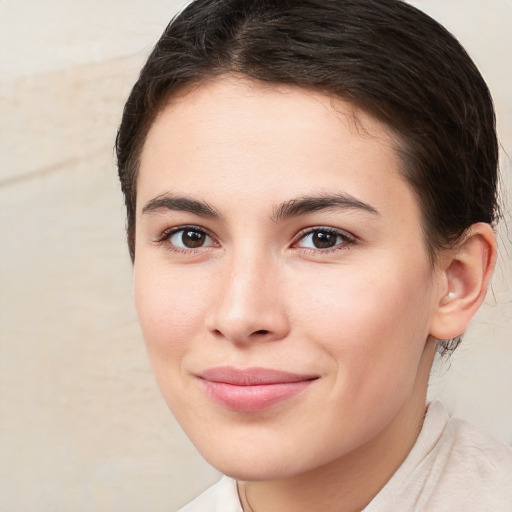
<box><xmin>238</xmin><ymin>340</ymin><xmax>436</xmax><ymax>512</ymax></box>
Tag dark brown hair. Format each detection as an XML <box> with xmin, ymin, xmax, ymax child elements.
<box><xmin>116</xmin><ymin>0</ymin><xmax>499</xmax><ymax>353</ymax></box>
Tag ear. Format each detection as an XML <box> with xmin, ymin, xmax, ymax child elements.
<box><xmin>429</xmin><ymin>223</ymin><xmax>497</xmax><ymax>341</ymax></box>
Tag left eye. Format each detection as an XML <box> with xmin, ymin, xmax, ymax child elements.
<box><xmin>168</xmin><ymin>228</ymin><xmax>214</xmax><ymax>249</ymax></box>
<box><xmin>295</xmin><ymin>229</ymin><xmax>353</xmax><ymax>250</ymax></box>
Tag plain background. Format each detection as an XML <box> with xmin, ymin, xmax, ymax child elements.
<box><xmin>0</xmin><ymin>1</ymin><xmax>510</xmax><ymax>511</ymax></box>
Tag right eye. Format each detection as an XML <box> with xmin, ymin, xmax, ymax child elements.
<box><xmin>160</xmin><ymin>226</ymin><xmax>217</xmax><ymax>251</ymax></box>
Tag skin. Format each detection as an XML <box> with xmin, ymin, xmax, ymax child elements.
<box><xmin>133</xmin><ymin>77</ymin><xmax>494</xmax><ymax>512</ymax></box>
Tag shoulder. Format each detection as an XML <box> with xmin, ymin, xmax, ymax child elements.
<box><xmin>423</xmin><ymin>402</ymin><xmax>512</xmax><ymax>510</ymax></box>
<box><xmin>366</xmin><ymin>400</ymin><xmax>512</xmax><ymax>511</ymax></box>
<box><xmin>177</xmin><ymin>476</ymin><xmax>242</xmax><ymax>512</ymax></box>
<box><xmin>440</xmin><ymin>407</ymin><xmax>512</xmax><ymax>482</ymax></box>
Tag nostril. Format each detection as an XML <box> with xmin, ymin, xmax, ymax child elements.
<box><xmin>211</xmin><ymin>328</ymin><xmax>270</xmax><ymax>339</ymax></box>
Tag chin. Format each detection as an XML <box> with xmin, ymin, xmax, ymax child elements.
<box><xmin>208</xmin><ymin>454</ymin><xmax>306</xmax><ymax>482</ymax></box>
<box><xmin>186</xmin><ymin>425</ymin><xmax>344</xmax><ymax>483</ymax></box>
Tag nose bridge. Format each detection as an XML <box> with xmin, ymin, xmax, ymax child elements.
<box><xmin>208</xmin><ymin>244</ymin><xmax>288</xmax><ymax>344</ymax></box>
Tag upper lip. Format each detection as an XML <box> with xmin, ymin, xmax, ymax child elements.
<box><xmin>198</xmin><ymin>366</ymin><xmax>318</xmax><ymax>385</ymax></box>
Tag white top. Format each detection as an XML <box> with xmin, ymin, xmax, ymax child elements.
<box><xmin>178</xmin><ymin>400</ymin><xmax>512</xmax><ymax>511</ymax></box>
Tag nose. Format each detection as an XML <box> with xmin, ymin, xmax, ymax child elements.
<box><xmin>206</xmin><ymin>253</ymin><xmax>290</xmax><ymax>345</ymax></box>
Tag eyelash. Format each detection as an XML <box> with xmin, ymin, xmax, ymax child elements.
<box><xmin>155</xmin><ymin>225</ymin><xmax>218</xmax><ymax>254</ymax></box>
<box><xmin>155</xmin><ymin>225</ymin><xmax>357</xmax><ymax>254</ymax></box>
<box><xmin>291</xmin><ymin>226</ymin><xmax>357</xmax><ymax>254</ymax></box>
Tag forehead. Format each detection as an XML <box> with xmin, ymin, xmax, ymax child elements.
<box><xmin>137</xmin><ymin>77</ymin><xmax>416</xmax><ymax>220</ymax></box>
<box><xmin>144</xmin><ymin>77</ymin><xmax>398</xmax><ymax>156</ymax></box>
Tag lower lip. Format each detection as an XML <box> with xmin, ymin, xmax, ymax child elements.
<box><xmin>200</xmin><ymin>379</ymin><xmax>314</xmax><ymax>413</ymax></box>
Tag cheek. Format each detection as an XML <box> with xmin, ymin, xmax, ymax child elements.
<box><xmin>293</xmin><ymin>262</ymin><xmax>433</xmax><ymax>382</ymax></box>
<box><xmin>132</xmin><ymin>263</ymin><xmax>216</xmax><ymax>419</ymax></box>
<box><xmin>133</xmin><ymin>263</ymin><xmax>209</xmax><ymax>359</ymax></box>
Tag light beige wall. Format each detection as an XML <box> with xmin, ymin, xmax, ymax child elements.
<box><xmin>0</xmin><ymin>1</ymin><xmax>510</xmax><ymax>511</ymax></box>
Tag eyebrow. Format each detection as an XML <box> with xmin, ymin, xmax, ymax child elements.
<box><xmin>271</xmin><ymin>193</ymin><xmax>379</xmax><ymax>221</ymax></box>
<box><xmin>141</xmin><ymin>192</ymin><xmax>378</xmax><ymax>222</ymax></box>
<box><xmin>141</xmin><ymin>194</ymin><xmax>222</xmax><ymax>219</ymax></box>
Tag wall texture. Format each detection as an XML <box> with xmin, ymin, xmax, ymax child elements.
<box><xmin>0</xmin><ymin>1</ymin><xmax>510</xmax><ymax>511</ymax></box>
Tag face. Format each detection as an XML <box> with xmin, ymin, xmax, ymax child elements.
<box><xmin>134</xmin><ymin>77</ymin><xmax>441</xmax><ymax>480</ymax></box>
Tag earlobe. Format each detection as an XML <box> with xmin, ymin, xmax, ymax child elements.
<box><xmin>429</xmin><ymin>223</ymin><xmax>497</xmax><ymax>341</ymax></box>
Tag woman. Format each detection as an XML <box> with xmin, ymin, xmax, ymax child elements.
<box><xmin>116</xmin><ymin>0</ymin><xmax>512</xmax><ymax>510</ymax></box>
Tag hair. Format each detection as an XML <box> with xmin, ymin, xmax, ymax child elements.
<box><xmin>116</xmin><ymin>0</ymin><xmax>499</xmax><ymax>354</ymax></box>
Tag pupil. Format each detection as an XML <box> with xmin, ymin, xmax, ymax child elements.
<box><xmin>183</xmin><ymin>230</ymin><xmax>205</xmax><ymax>248</ymax></box>
<box><xmin>313</xmin><ymin>231</ymin><xmax>336</xmax><ymax>248</ymax></box>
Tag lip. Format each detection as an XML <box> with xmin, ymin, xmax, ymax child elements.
<box><xmin>197</xmin><ymin>366</ymin><xmax>318</xmax><ymax>413</ymax></box>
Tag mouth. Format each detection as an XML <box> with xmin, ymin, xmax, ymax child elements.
<box><xmin>197</xmin><ymin>366</ymin><xmax>318</xmax><ymax>413</ymax></box>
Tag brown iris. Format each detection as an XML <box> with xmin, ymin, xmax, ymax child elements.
<box><xmin>181</xmin><ymin>230</ymin><xmax>206</xmax><ymax>248</ymax></box>
<box><xmin>311</xmin><ymin>231</ymin><xmax>337</xmax><ymax>249</ymax></box>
